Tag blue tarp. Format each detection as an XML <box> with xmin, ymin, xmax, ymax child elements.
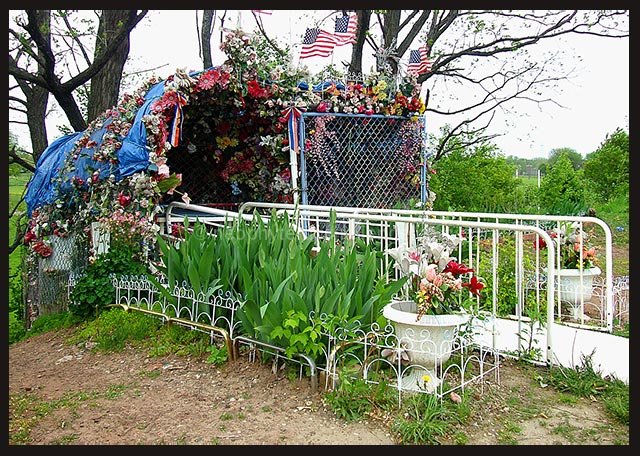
<box><xmin>24</xmin><ymin>80</ymin><xmax>166</xmax><ymax>217</ymax></box>
<box><xmin>24</xmin><ymin>132</ymin><xmax>84</xmax><ymax>217</ymax></box>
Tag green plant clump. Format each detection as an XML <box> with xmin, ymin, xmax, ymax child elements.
<box><xmin>154</xmin><ymin>212</ymin><xmax>406</xmax><ymax>364</ymax></box>
<box><xmin>544</xmin><ymin>351</ymin><xmax>629</xmax><ymax>425</ymax></box>
<box><xmin>69</xmin><ymin>246</ymin><xmax>146</xmax><ymax>319</ymax></box>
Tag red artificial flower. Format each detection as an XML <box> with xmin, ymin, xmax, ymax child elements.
<box><xmin>118</xmin><ymin>192</ymin><xmax>131</xmax><ymax>207</ymax></box>
<box><xmin>533</xmin><ymin>237</ymin><xmax>547</xmax><ymax>250</ymax></box>
<box><xmin>23</xmin><ymin>231</ymin><xmax>36</xmax><ymax>245</ymax></box>
<box><xmin>316</xmin><ymin>101</ymin><xmax>329</xmax><ymax>113</ymax></box>
<box><xmin>247</xmin><ymin>80</ymin><xmax>269</xmax><ymax>98</ymax></box>
<box><xmin>443</xmin><ymin>260</ymin><xmax>474</xmax><ymax>276</ymax></box>
<box><xmin>463</xmin><ymin>276</ymin><xmax>485</xmax><ymax>297</ymax></box>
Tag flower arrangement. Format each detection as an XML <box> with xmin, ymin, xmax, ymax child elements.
<box><xmin>534</xmin><ymin>222</ymin><xmax>598</xmax><ymax>270</ymax></box>
<box><xmin>306</xmin><ymin>71</ymin><xmax>426</xmax><ymax>118</ymax></box>
<box><xmin>387</xmin><ymin>230</ymin><xmax>484</xmax><ymax>319</ymax></box>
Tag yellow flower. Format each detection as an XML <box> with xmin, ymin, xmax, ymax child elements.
<box><xmin>215</xmin><ymin>136</ymin><xmax>238</xmax><ymax>150</ymax></box>
<box><xmin>422</xmin><ymin>374</ymin><xmax>431</xmax><ymax>383</ymax></box>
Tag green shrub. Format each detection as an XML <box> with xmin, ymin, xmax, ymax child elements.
<box><xmin>583</xmin><ymin>128</ymin><xmax>629</xmax><ymax>203</ymax></box>
<box><xmin>538</xmin><ymin>153</ymin><xmax>587</xmax><ymax>214</ymax></box>
<box><xmin>71</xmin><ymin>308</ymin><xmax>161</xmax><ymax>352</ymax></box>
<box><xmin>476</xmin><ymin>237</ymin><xmax>538</xmax><ymax>317</ymax></box>
<box><xmin>9</xmin><ymin>311</ymin><xmax>26</xmax><ymax>344</ymax></box>
<box><xmin>429</xmin><ymin>144</ymin><xmax>519</xmax><ymax>213</ymax></box>
<box><xmin>69</xmin><ymin>245</ymin><xmax>146</xmax><ymax>319</ymax></box>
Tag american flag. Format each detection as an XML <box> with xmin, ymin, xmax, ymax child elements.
<box><xmin>300</xmin><ymin>28</ymin><xmax>336</xmax><ymax>59</ymax></box>
<box><xmin>407</xmin><ymin>45</ymin><xmax>431</xmax><ymax>75</ymax></box>
<box><xmin>333</xmin><ymin>13</ymin><xmax>358</xmax><ymax>46</ymax></box>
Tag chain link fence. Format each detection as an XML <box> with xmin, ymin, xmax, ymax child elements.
<box><xmin>24</xmin><ymin>231</ymin><xmax>89</xmax><ymax>327</ymax></box>
<box><xmin>300</xmin><ymin>113</ymin><xmax>425</xmax><ymax>208</ymax></box>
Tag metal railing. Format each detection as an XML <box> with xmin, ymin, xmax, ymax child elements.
<box><xmin>239</xmin><ymin>202</ymin><xmax>616</xmax><ymax>332</ymax></box>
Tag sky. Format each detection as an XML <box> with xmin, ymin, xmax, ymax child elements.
<box><xmin>10</xmin><ymin>10</ymin><xmax>629</xmax><ymax>160</ymax></box>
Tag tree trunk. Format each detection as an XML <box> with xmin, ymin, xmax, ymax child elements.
<box><xmin>382</xmin><ymin>10</ymin><xmax>401</xmax><ymax>75</ymax></box>
<box><xmin>348</xmin><ymin>10</ymin><xmax>371</xmax><ymax>75</ymax></box>
<box><xmin>26</xmin><ymin>86</ymin><xmax>49</xmax><ymax>164</ymax></box>
<box><xmin>87</xmin><ymin>10</ymin><xmax>136</xmax><ymax>123</ymax></box>
<box><xmin>201</xmin><ymin>10</ymin><xmax>215</xmax><ymax>69</ymax></box>
<box><xmin>29</xmin><ymin>10</ymin><xmax>51</xmax><ymax>163</ymax></box>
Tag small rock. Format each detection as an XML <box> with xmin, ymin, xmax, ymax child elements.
<box><xmin>55</xmin><ymin>355</ymin><xmax>74</xmax><ymax>364</ymax></box>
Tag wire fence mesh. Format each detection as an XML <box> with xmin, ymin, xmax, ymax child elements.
<box><xmin>300</xmin><ymin>113</ymin><xmax>424</xmax><ymax>208</ymax></box>
<box><xmin>24</xmin><ymin>231</ymin><xmax>89</xmax><ymax>327</ymax></box>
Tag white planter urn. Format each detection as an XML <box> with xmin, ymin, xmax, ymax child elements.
<box><xmin>382</xmin><ymin>300</ymin><xmax>469</xmax><ymax>393</ymax></box>
<box><xmin>555</xmin><ymin>266</ymin><xmax>601</xmax><ymax>319</ymax></box>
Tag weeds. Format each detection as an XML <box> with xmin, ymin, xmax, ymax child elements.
<box><xmin>70</xmin><ymin>308</ymin><xmax>161</xmax><ymax>351</ymax></box>
<box><xmin>544</xmin><ymin>351</ymin><xmax>629</xmax><ymax>425</ymax></box>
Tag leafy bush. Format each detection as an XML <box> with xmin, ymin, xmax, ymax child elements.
<box><xmin>9</xmin><ymin>275</ymin><xmax>25</xmax><ymax>343</ymax></box>
<box><xmin>9</xmin><ymin>311</ymin><xmax>26</xmax><ymax>344</ymax></box>
<box><xmin>476</xmin><ymin>237</ymin><xmax>538</xmax><ymax>317</ymax></box>
<box><xmin>69</xmin><ymin>246</ymin><xmax>146</xmax><ymax>319</ymax></box>
<box><xmin>429</xmin><ymin>144</ymin><xmax>519</xmax><ymax>213</ymax></box>
<box><xmin>583</xmin><ymin>128</ymin><xmax>629</xmax><ymax>203</ymax></box>
<box><xmin>538</xmin><ymin>153</ymin><xmax>587</xmax><ymax>214</ymax></box>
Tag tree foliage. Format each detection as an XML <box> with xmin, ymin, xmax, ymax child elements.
<box><xmin>427</xmin><ymin>136</ymin><xmax>519</xmax><ymax>212</ymax></box>
<box><xmin>538</xmin><ymin>152</ymin><xmax>586</xmax><ymax>213</ymax></box>
<box><xmin>345</xmin><ymin>10</ymin><xmax>628</xmax><ymax>163</ymax></box>
<box><xmin>547</xmin><ymin>147</ymin><xmax>583</xmax><ymax>171</ymax></box>
<box><xmin>583</xmin><ymin>128</ymin><xmax>629</xmax><ymax>202</ymax></box>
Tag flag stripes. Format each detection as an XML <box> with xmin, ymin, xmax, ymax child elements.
<box><xmin>300</xmin><ymin>28</ymin><xmax>337</xmax><ymax>59</ymax></box>
<box><xmin>333</xmin><ymin>13</ymin><xmax>358</xmax><ymax>46</ymax></box>
<box><xmin>407</xmin><ymin>45</ymin><xmax>432</xmax><ymax>75</ymax></box>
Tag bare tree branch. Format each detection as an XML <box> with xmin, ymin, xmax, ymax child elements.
<box><xmin>60</xmin><ymin>11</ymin><xmax>92</xmax><ymax>66</ymax></box>
<box><xmin>10</xmin><ymin>106</ymin><xmax>28</xmax><ymax>115</ymax></box>
<box><xmin>9</xmin><ymin>96</ymin><xmax>28</xmax><ymax>106</ymax></box>
<box><xmin>9</xmin><ymin>145</ymin><xmax>36</xmax><ymax>172</ymax></box>
<box><xmin>252</xmin><ymin>11</ymin><xmax>287</xmax><ymax>58</ymax></box>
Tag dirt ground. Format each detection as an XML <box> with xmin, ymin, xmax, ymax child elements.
<box><xmin>8</xmin><ymin>327</ymin><xmax>629</xmax><ymax>446</ymax></box>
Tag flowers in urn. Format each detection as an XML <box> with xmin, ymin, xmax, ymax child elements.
<box><xmin>387</xmin><ymin>230</ymin><xmax>484</xmax><ymax>319</ymax></box>
<box><xmin>534</xmin><ymin>222</ymin><xmax>598</xmax><ymax>270</ymax></box>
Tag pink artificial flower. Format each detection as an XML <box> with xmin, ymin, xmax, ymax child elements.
<box><xmin>424</xmin><ymin>264</ymin><xmax>437</xmax><ymax>282</ymax></box>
